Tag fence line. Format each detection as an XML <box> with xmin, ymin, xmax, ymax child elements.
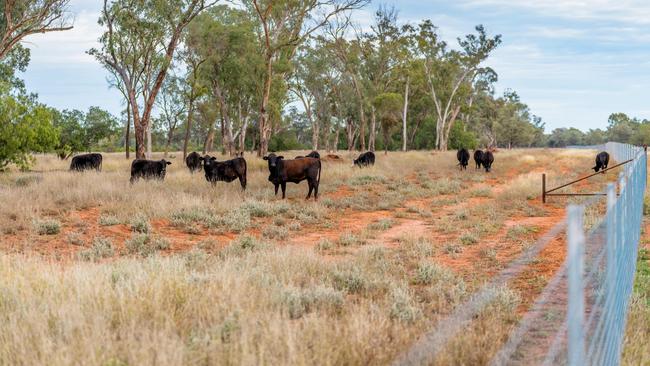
<box><xmin>393</xmin><ymin>142</ymin><xmax>645</xmax><ymax>365</ymax></box>
<box><xmin>492</xmin><ymin>142</ymin><xmax>646</xmax><ymax>365</ymax></box>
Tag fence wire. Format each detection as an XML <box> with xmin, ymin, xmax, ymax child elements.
<box><xmin>492</xmin><ymin>142</ymin><xmax>646</xmax><ymax>366</ymax></box>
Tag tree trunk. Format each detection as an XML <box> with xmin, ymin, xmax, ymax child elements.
<box><xmin>346</xmin><ymin>117</ymin><xmax>355</xmax><ymax>152</ymax></box>
<box><xmin>164</xmin><ymin>127</ymin><xmax>174</xmax><ymax>158</ymax></box>
<box><xmin>438</xmin><ymin>105</ymin><xmax>461</xmax><ymax>151</ymax></box>
<box><xmin>369</xmin><ymin>106</ymin><xmax>376</xmax><ymax>152</ymax></box>
<box><xmin>214</xmin><ymin>83</ymin><xmax>234</xmax><ymax>155</ymax></box>
<box><xmin>257</xmin><ymin>56</ymin><xmax>273</xmax><ymax>157</ymax></box>
<box><xmin>402</xmin><ymin>76</ymin><xmax>409</xmax><ymax>151</ymax></box>
<box><xmin>146</xmin><ymin>122</ymin><xmax>152</xmax><ymax>158</ymax></box>
<box><xmin>182</xmin><ymin>90</ymin><xmax>196</xmax><ymax>160</ymax></box>
<box><xmin>238</xmin><ymin>103</ymin><xmax>249</xmax><ymax>153</ymax></box>
<box><xmin>312</xmin><ymin>116</ymin><xmax>320</xmax><ymax>150</ymax></box>
<box><xmin>134</xmin><ymin>117</ymin><xmax>146</xmax><ymax>159</ymax></box>
<box><xmin>125</xmin><ymin>103</ymin><xmax>131</xmax><ymax>159</ymax></box>
<box><xmin>334</xmin><ymin>120</ymin><xmax>340</xmax><ymax>152</ymax></box>
<box><xmin>351</xmin><ymin>75</ymin><xmax>365</xmax><ymax>151</ymax></box>
<box><xmin>204</xmin><ymin>117</ymin><xmax>216</xmax><ymax>155</ymax></box>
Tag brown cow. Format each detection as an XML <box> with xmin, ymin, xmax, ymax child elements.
<box><xmin>263</xmin><ymin>153</ymin><xmax>321</xmax><ymax>200</ymax></box>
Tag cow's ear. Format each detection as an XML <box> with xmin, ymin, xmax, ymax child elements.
<box><xmin>210</xmin><ymin>157</ymin><xmax>217</xmax><ymax>161</ymax></box>
<box><xmin>277</xmin><ymin>156</ymin><xmax>284</xmax><ymax>160</ymax></box>
<box><xmin>166</xmin><ymin>161</ymin><xmax>172</xmax><ymax>165</ymax></box>
<box><xmin>263</xmin><ymin>156</ymin><xmax>269</xmax><ymax>160</ymax></box>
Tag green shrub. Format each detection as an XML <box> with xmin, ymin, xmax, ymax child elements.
<box><xmin>34</xmin><ymin>219</ymin><xmax>60</xmax><ymax>235</ymax></box>
<box><xmin>98</xmin><ymin>214</ymin><xmax>120</xmax><ymax>226</ymax></box>
<box><xmin>459</xmin><ymin>233</ymin><xmax>478</xmax><ymax>245</ymax></box>
<box><xmin>130</xmin><ymin>215</ymin><xmax>150</xmax><ymax>234</ymax></box>
<box><xmin>389</xmin><ymin>286</ymin><xmax>422</xmax><ymax>323</ymax></box>
<box><xmin>78</xmin><ymin>237</ymin><xmax>114</xmax><ymax>261</ymax></box>
<box><xmin>262</xmin><ymin>225</ymin><xmax>288</xmax><ymax>240</ymax></box>
<box><xmin>67</xmin><ymin>232</ymin><xmax>85</xmax><ymax>246</ymax></box>
<box><xmin>125</xmin><ymin>234</ymin><xmax>168</xmax><ymax>257</ymax></box>
<box><xmin>280</xmin><ymin>286</ymin><xmax>345</xmax><ymax>319</ymax></box>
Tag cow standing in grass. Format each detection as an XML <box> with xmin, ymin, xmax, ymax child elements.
<box><xmin>593</xmin><ymin>151</ymin><xmax>610</xmax><ymax>172</ymax></box>
<box><xmin>70</xmin><ymin>153</ymin><xmax>103</xmax><ymax>172</ymax></box>
<box><xmin>482</xmin><ymin>150</ymin><xmax>494</xmax><ymax>172</ymax></box>
<box><xmin>457</xmin><ymin>149</ymin><xmax>470</xmax><ymax>170</ymax></box>
<box><xmin>130</xmin><ymin>159</ymin><xmax>171</xmax><ymax>183</ymax></box>
<box><xmin>202</xmin><ymin>153</ymin><xmax>247</xmax><ymax>190</ymax></box>
<box><xmin>185</xmin><ymin>151</ymin><xmax>202</xmax><ymax>173</ymax></box>
<box><xmin>353</xmin><ymin>151</ymin><xmax>375</xmax><ymax>167</ymax></box>
<box><xmin>264</xmin><ymin>153</ymin><xmax>321</xmax><ymax>200</ymax></box>
<box><xmin>473</xmin><ymin>150</ymin><xmax>484</xmax><ymax>170</ymax></box>
<box><xmin>296</xmin><ymin>150</ymin><xmax>320</xmax><ymax>159</ymax></box>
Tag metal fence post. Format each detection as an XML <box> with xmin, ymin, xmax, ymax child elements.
<box><xmin>542</xmin><ymin>173</ymin><xmax>546</xmax><ymax>203</ymax></box>
<box><xmin>567</xmin><ymin>204</ymin><xmax>585</xmax><ymax>366</ymax></box>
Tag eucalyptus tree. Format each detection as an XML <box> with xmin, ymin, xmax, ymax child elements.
<box><xmin>0</xmin><ymin>0</ymin><xmax>73</xmax><ymax>60</ymax></box>
<box><xmin>325</xmin><ymin>17</ymin><xmax>367</xmax><ymax>151</ymax></box>
<box><xmin>247</xmin><ymin>0</ymin><xmax>369</xmax><ymax>156</ymax></box>
<box><xmin>373</xmin><ymin>92</ymin><xmax>402</xmax><ymax>154</ymax></box>
<box><xmin>411</xmin><ymin>22</ymin><xmax>501</xmax><ymax>150</ymax></box>
<box><xmin>360</xmin><ymin>7</ymin><xmax>408</xmax><ymax>151</ymax></box>
<box><xmin>90</xmin><ymin>0</ymin><xmax>216</xmax><ymax>159</ymax></box>
<box><xmin>289</xmin><ymin>40</ymin><xmax>336</xmax><ymax>151</ymax></box>
<box><xmin>156</xmin><ymin>75</ymin><xmax>186</xmax><ymax>156</ymax></box>
<box><xmin>189</xmin><ymin>5</ymin><xmax>262</xmax><ymax>156</ymax></box>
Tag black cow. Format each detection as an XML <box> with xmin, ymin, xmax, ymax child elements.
<box><xmin>295</xmin><ymin>151</ymin><xmax>320</xmax><ymax>159</ymax></box>
<box><xmin>202</xmin><ymin>154</ymin><xmax>247</xmax><ymax>189</ymax></box>
<box><xmin>130</xmin><ymin>159</ymin><xmax>171</xmax><ymax>183</ymax></box>
<box><xmin>473</xmin><ymin>150</ymin><xmax>484</xmax><ymax>170</ymax></box>
<box><xmin>263</xmin><ymin>153</ymin><xmax>321</xmax><ymax>200</ymax></box>
<box><xmin>70</xmin><ymin>153</ymin><xmax>102</xmax><ymax>172</ymax></box>
<box><xmin>593</xmin><ymin>151</ymin><xmax>610</xmax><ymax>172</ymax></box>
<box><xmin>353</xmin><ymin>151</ymin><xmax>375</xmax><ymax>167</ymax></box>
<box><xmin>186</xmin><ymin>151</ymin><xmax>203</xmax><ymax>173</ymax></box>
<box><xmin>481</xmin><ymin>150</ymin><xmax>494</xmax><ymax>172</ymax></box>
<box><xmin>457</xmin><ymin>148</ymin><xmax>470</xmax><ymax>170</ymax></box>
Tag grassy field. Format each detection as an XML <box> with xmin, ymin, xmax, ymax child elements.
<box><xmin>0</xmin><ymin>149</ymin><xmax>615</xmax><ymax>365</ymax></box>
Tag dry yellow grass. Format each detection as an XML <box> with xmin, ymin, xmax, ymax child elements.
<box><xmin>0</xmin><ymin>148</ymin><xmax>616</xmax><ymax>365</ymax></box>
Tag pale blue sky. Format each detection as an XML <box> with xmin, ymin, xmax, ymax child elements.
<box><xmin>19</xmin><ymin>0</ymin><xmax>650</xmax><ymax>132</ymax></box>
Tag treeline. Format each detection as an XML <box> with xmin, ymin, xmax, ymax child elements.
<box><xmin>546</xmin><ymin>113</ymin><xmax>650</xmax><ymax>147</ymax></box>
<box><xmin>0</xmin><ymin>1</ymin><xmax>646</xmax><ymax>171</ymax></box>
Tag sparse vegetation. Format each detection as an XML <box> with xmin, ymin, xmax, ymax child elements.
<box><xmin>34</xmin><ymin>219</ymin><xmax>61</xmax><ymax>235</ymax></box>
<box><xmin>0</xmin><ymin>149</ymin><xmax>619</xmax><ymax>365</ymax></box>
<box><xmin>78</xmin><ymin>237</ymin><xmax>115</xmax><ymax>261</ymax></box>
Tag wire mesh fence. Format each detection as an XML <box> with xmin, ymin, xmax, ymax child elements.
<box><xmin>491</xmin><ymin>142</ymin><xmax>646</xmax><ymax>366</ymax></box>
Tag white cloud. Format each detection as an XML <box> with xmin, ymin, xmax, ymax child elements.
<box><xmin>21</xmin><ymin>10</ymin><xmax>102</xmax><ymax>65</ymax></box>
<box><xmin>460</xmin><ymin>0</ymin><xmax>650</xmax><ymax>25</ymax></box>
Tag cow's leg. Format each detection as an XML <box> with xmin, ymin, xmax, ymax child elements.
<box><xmin>314</xmin><ymin>180</ymin><xmax>319</xmax><ymax>200</ymax></box>
<box><xmin>306</xmin><ymin>179</ymin><xmax>313</xmax><ymax>199</ymax></box>
<box><xmin>281</xmin><ymin>182</ymin><xmax>287</xmax><ymax>199</ymax></box>
<box><xmin>274</xmin><ymin>183</ymin><xmax>279</xmax><ymax>195</ymax></box>
<box><xmin>239</xmin><ymin>175</ymin><xmax>246</xmax><ymax>190</ymax></box>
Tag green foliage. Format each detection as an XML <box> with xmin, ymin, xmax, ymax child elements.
<box><xmin>449</xmin><ymin>120</ymin><xmax>478</xmax><ymax>149</ymax></box>
<box><xmin>268</xmin><ymin>130</ymin><xmax>305</xmax><ymax>151</ymax></box>
<box><xmin>0</xmin><ymin>92</ymin><xmax>58</xmax><ymax>170</ymax></box>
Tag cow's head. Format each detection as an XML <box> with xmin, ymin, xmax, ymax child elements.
<box><xmin>263</xmin><ymin>153</ymin><xmax>284</xmax><ymax>168</ymax></box>
<box><xmin>159</xmin><ymin>159</ymin><xmax>172</xmax><ymax>173</ymax></box>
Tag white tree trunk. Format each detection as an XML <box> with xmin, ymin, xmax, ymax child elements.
<box><xmin>402</xmin><ymin>76</ymin><xmax>409</xmax><ymax>152</ymax></box>
<box><xmin>146</xmin><ymin>123</ymin><xmax>152</xmax><ymax>158</ymax></box>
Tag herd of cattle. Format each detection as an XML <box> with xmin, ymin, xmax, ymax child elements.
<box><xmin>67</xmin><ymin>149</ymin><xmax>610</xmax><ymax>200</ymax></box>
<box><xmin>456</xmin><ymin>148</ymin><xmax>495</xmax><ymax>172</ymax></box>
<box><xmin>68</xmin><ymin>150</ymin><xmax>377</xmax><ymax>200</ymax></box>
